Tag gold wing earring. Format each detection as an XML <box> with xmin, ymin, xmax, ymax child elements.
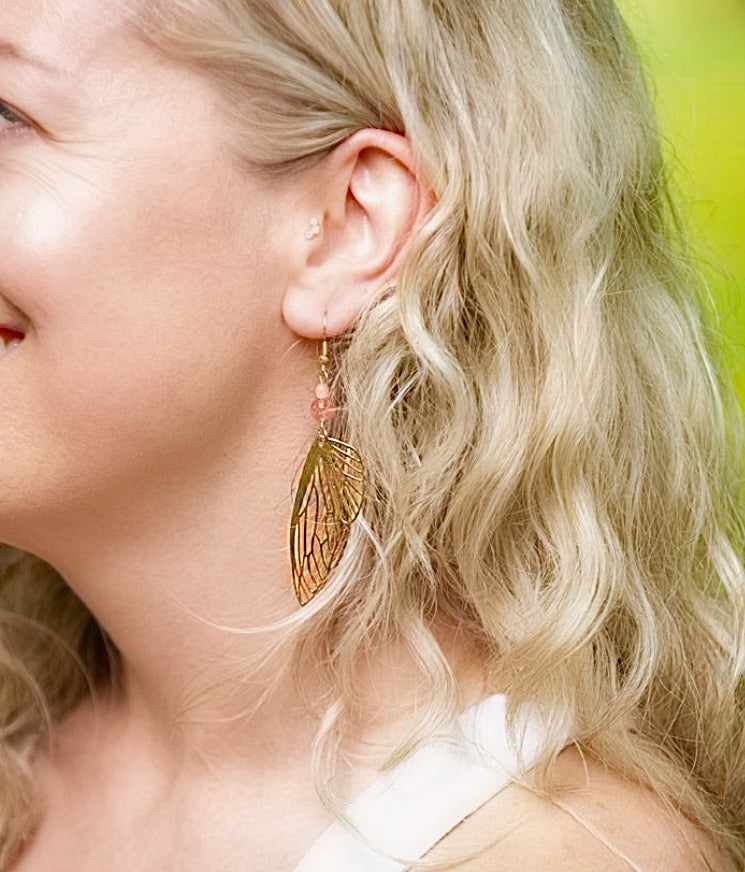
<box><xmin>289</xmin><ymin>337</ymin><xmax>365</xmax><ymax>606</ymax></box>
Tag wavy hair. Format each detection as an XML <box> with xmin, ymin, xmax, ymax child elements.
<box><xmin>1</xmin><ymin>0</ymin><xmax>744</xmax><ymax>866</ymax></box>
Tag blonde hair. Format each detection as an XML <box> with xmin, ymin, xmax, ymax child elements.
<box><xmin>1</xmin><ymin>0</ymin><xmax>744</xmax><ymax>866</ymax></box>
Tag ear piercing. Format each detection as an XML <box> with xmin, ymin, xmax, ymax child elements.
<box><xmin>304</xmin><ymin>217</ymin><xmax>321</xmax><ymax>240</ymax></box>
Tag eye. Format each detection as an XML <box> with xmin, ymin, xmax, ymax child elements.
<box><xmin>0</xmin><ymin>100</ymin><xmax>28</xmax><ymax>132</ymax></box>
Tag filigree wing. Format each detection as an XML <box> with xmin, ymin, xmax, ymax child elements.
<box><xmin>289</xmin><ymin>436</ymin><xmax>365</xmax><ymax>606</ymax></box>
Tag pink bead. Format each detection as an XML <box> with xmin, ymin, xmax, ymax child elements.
<box><xmin>315</xmin><ymin>382</ymin><xmax>331</xmax><ymax>400</ymax></box>
<box><xmin>311</xmin><ymin>398</ymin><xmax>335</xmax><ymax>422</ymax></box>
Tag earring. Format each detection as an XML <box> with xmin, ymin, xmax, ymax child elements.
<box><xmin>304</xmin><ymin>217</ymin><xmax>321</xmax><ymax>240</ymax></box>
<box><xmin>289</xmin><ymin>338</ymin><xmax>365</xmax><ymax>606</ymax></box>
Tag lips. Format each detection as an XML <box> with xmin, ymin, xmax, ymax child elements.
<box><xmin>0</xmin><ymin>328</ymin><xmax>23</xmax><ymax>359</ymax></box>
<box><xmin>0</xmin><ymin>327</ymin><xmax>24</xmax><ymax>347</ymax></box>
<box><xmin>0</xmin><ymin>297</ymin><xmax>28</xmax><ymax>348</ymax></box>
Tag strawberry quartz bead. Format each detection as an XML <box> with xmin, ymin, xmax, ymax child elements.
<box><xmin>311</xmin><ymin>398</ymin><xmax>334</xmax><ymax>422</ymax></box>
<box><xmin>311</xmin><ymin>382</ymin><xmax>335</xmax><ymax>422</ymax></box>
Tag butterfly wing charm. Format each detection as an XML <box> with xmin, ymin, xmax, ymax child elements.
<box><xmin>289</xmin><ymin>435</ymin><xmax>365</xmax><ymax>606</ymax></box>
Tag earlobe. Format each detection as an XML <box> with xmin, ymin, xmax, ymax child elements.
<box><xmin>282</xmin><ymin>129</ymin><xmax>433</xmax><ymax>341</ymax></box>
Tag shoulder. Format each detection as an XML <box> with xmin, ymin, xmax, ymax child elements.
<box><xmin>427</xmin><ymin>746</ymin><xmax>735</xmax><ymax>872</ymax></box>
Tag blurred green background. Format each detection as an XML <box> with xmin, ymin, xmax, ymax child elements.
<box><xmin>618</xmin><ymin>0</ymin><xmax>745</xmax><ymax>408</ymax></box>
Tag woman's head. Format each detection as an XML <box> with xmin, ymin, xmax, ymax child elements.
<box><xmin>0</xmin><ymin>0</ymin><xmax>743</xmax><ymax>863</ymax></box>
<box><xmin>0</xmin><ymin>0</ymin><xmax>432</xmax><ymax>558</ymax></box>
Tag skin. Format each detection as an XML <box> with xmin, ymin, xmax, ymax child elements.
<box><xmin>431</xmin><ymin>749</ymin><xmax>736</xmax><ymax>872</ymax></box>
<box><xmin>0</xmin><ymin>1</ymin><xmax>734</xmax><ymax>870</ymax></box>
<box><xmin>0</xmin><ymin>1</ymin><xmax>432</xmax><ymax>868</ymax></box>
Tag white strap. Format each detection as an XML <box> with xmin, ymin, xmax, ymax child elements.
<box><xmin>294</xmin><ymin>694</ymin><xmax>543</xmax><ymax>872</ymax></box>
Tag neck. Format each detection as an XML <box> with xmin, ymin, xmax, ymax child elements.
<box><xmin>19</xmin><ymin>384</ymin><xmax>320</xmax><ymax>765</ymax></box>
<box><xmin>13</xmin><ymin>386</ymin><xmax>485</xmax><ymax>774</ymax></box>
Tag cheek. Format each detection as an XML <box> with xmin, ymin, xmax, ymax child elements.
<box><xmin>0</xmin><ymin>157</ymin><xmax>282</xmax><ymax>505</ymax></box>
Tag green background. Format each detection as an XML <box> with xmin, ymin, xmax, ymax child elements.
<box><xmin>618</xmin><ymin>0</ymin><xmax>745</xmax><ymax>408</ymax></box>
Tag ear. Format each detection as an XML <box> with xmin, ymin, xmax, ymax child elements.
<box><xmin>281</xmin><ymin>129</ymin><xmax>433</xmax><ymax>340</ymax></box>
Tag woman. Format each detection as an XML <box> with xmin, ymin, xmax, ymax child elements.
<box><xmin>0</xmin><ymin>0</ymin><xmax>743</xmax><ymax>868</ymax></box>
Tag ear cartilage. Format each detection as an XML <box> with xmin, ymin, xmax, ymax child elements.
<box><xmin>304</xmin><ymin>217</ymin><xmax>321</xmax><ymax>240</ymax></box>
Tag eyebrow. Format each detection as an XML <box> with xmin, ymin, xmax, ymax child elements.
<box><xmin>0</xmin><ymin>40</ymin><xmax>61</xmax><ymax>75</ymax></box>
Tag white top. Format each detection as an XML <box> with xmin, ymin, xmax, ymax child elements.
<box><xmin>294</xmin><ymin>694</ymin><xmax>544</xmax><ymax>871</ymax></box>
